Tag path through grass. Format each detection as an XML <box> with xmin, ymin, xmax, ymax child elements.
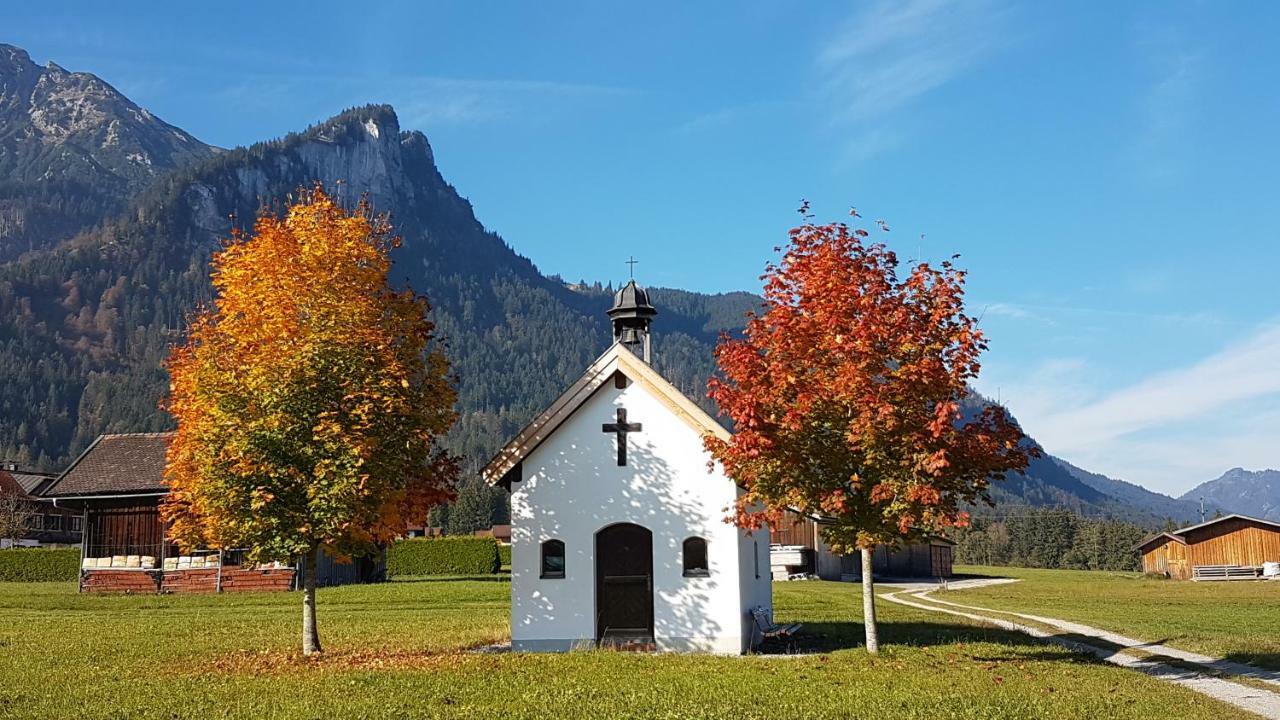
<box><xmin>945</xmin><ymin>565</ymin><xmax>1280</xmax><ymax>670</ymax></box>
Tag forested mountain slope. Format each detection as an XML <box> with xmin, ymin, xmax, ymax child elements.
<box><xmin>0</xmin><ymin>104</ymin><xmax>755</xmax><ymax>471</ymax></box>
<box><xmin>0</xmin><ymin>48</ymin><xmax>1208</xmax><ymax>528</ymax></box>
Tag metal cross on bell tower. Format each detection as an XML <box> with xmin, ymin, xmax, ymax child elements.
<box><xmin>606</xmin><ymin>258</ymin><xmax>658</xmax><ymax>363</ymax></box>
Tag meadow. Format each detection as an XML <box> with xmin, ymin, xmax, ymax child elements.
<box><xmin>0</xmin><ymin>573</ymin><xmax>1256</xmax><ymax>719</ymax></box>
<box><xmin>946</xmin><ymin>565</ymin><xmax>1280</xmax><ymax>670</ymax></box>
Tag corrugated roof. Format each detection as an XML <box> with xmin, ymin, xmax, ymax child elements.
<box><xmin>0</xmin><ymin>470</ymin><xmax>35</xmax><ymax>500</ymax></box>
<box><xmin>9</xmin><ymin>470</ymin><xmax>54</xmax><ymax>495</ymax></box>
<box><xmin>40</xmin><ymin>433</ymin><xmax>173</xmax><ymax>497</ymax></box>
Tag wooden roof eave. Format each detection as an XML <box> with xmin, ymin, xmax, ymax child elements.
<box><xmin>1172</xmin><ymin>513</ymin><xmax>1280</xmax><ymax>537</ymax></box>
<box><xmin>1132</xmin><ymin>532</ymin><xmax>1186</xmax><ymax>552</ymax></box>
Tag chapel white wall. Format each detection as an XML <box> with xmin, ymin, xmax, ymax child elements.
<box><xmin>509</xmin><ymin>376</ymin><xmax>761</xmax><ymax>654</ymax></box>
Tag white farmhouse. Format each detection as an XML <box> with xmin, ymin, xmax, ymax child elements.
<box><xmin>482</xmin><ymin>280</ymin><xmax>772</xmax><ymax>654</ymax></box>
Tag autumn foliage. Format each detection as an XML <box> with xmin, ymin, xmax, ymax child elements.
<box><xmin>161</xmin><ymin>187</ymin><xmax>459</xmax><ymax>567</ymax></box>
<box><xmin>706</xmin><ymin>207</ymin><xmax>1037</xmax><ymax>554</ymax></box>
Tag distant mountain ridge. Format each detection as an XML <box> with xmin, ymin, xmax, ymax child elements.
<box><xmin>1180</xmin><ymin>468</ymin><xmax>1280</xmax><ymax>522</ymax></box>
<box><xmin>1054</xmin><ymin>458</ymin><xmax>1209</xmax><ymax>524</ymax></box>
<box><xmin>0</xmin><ymin>43</ymin><xmax>1243</xmax><ymax>529</ymax></box>
<box><xmin>0</xmin><ymin>43</ymin><xmax>214</xmax><ymax>259</ymax></box>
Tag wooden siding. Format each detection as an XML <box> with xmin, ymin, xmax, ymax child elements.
<box><xmin>83</xmin><ymin>498</ymin><xmax>168</xmax><ymax>558</ymax></box>
<box><xmin>1140</xmin><ymin>518</ymin><xmax>1280</xmax><ymax>579</ymax></box>
<box><xmin>773</xmin><ymin>513</ymin><xmax>818</xmax><ymax>548</ymax></box>
<box><xmin>1140</xmin><ymin>539</ymin><xmax>1190</xmax><ymax>579</ymax></box>
<box><xmin>837</xmin><ymin>541</ymin><xmax>954</xmax><ymax>579</ymax></box>
<box><xmin>876</xmin><ymin>541</ymin><xmax>953</xmax><ymax>577</ymax></box>
<box><xmin>1184</xmin><ymin>518</ymin><xmax>1280</xmax><ymax>568</ymax></box>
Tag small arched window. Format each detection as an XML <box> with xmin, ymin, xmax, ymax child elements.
<box><xmin>541</xmin><ymin>539</ymin><xmax>565</xmax><ymax>579</ymax></box>
<box><xmin>683</xmin><ymin>537</ymin><xmax>710</xmax><ymax>577</ymax></box>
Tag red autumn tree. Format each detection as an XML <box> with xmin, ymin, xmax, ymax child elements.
<box><xmin>706</xmin><ymin>205</ymin><xmax>1036</xmax><ymax>653</ymax></box>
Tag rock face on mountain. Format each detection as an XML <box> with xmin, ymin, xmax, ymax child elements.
<box><xmin>1181</xmin><ymin>468</ymin><xmax>1280</xmax><ymax>521</ymax></box>
<box><xmin>0</xmin><ymin>44</ymin><xmax>213</xmax><ymax>259</ymax></box>
<box><xmin>0</xmin><ymin>103</ymin><xmax>756</xmax><ymax>472</ymax></box>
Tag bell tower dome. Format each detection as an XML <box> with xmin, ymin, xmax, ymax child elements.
<box><xmin>607</xmin><ymin>279</ymin><xmax>657</xmax><ymax>362</ymax></box>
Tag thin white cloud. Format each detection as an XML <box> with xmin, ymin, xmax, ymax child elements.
<box><xmin>1038</xmin><ymin>324</ymin><xmax>1280</xmax><ymax>448</ymax></box>
<box><xmin>816</xmin><ymin>0</ymin><xmax>1011</xmax><ymax>161</ymax></box>
<box><xmin>975</xmin><ymin>299</ymin><xmax>1265</xmax><ymax>331</ymax></box>
<box><xmin>984</xmin><ymin>322</ymin><xmax>1280</xmax><ymax>494</ymax></box>
<box><xmin>1131</xmin><ymin>23</ymin><xmax>1203</xmax><ymax>182</ymax></box>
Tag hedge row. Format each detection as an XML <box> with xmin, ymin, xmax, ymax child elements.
<box><xmin>498</xmin><ymin>543</ymin><xmax>511</xmax><ymax>568</ymax></box>
<box><xmin>0</xmin><ymin>548</ymin><xmax>81</xmax><ymax>582</ymax></box>
<box><xmin>387</xmin><ymin>537</ymin><xmax>500</xmax><ymax>576</ymax></box>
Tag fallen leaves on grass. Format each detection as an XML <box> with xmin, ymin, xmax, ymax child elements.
<box><xmin>198</xmin><ymin>647</ymin><xmax>486</xmax><ymax>676</ymax></box>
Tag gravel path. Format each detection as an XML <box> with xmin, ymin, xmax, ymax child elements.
<box><xmin>881</xmin><ymin>580</ymin><xmax>1280</xmax><ymax>720</ymax></box>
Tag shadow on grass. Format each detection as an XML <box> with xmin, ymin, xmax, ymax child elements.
<box><xmin>760</xmin><ymin>619</ymin><xmax>1101</xmax><ymax>663</ymax></box>
<box><xmin>1222</xmin><ymin>652</ymin><xmax>1280</xmax><ymax>673</ymax></box>
<box><xmin>946</xmin><ymin>572</ymin><xmax>1013</xmax><ymax>582</ymax></box>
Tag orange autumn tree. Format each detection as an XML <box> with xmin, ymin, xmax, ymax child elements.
<box><xmin>706</xmin><ymin>206</ymin><xmax>1036</xmax><ymax>653</ymax></box>
<box><xmin>162</xmin><ymin>187</ymin><xmax>458</xmax><ymax>656</ymax></box>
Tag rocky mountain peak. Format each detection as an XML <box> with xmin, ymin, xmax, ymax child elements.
<box><xmin>1180</xmin><ymin>468</ymin><xmax>1280</xmax><ymax>522</ymax></box>
<box><xmin>0</xmin><ymin>43</ymin><xmax>215</xmax><ymax>259</ymax></box>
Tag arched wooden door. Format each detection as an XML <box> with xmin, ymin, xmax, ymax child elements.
<box><xmin>595</xmin><ymin>523</ymin><xmax>653</xmax><ymax>645</ymax></box>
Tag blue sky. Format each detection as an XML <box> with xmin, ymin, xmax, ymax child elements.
<box><xmin>9</xmin><ymin>1</ymin><xmax>1280</xmax><ymax>495</ymax></box>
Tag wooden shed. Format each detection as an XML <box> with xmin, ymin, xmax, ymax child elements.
<box><xmin>41</xmin><ymin>433</ymin><xmax>384</xmax><ymax>593</ymax></box>
<box><xmin>1136</xmin><ymin>515</ymin><xmax>1280</xmax><ymax>580</ymax></box>
<box><xmin>772</xmin><ymin>509</ymin><xmax>955</xmax><ymax>580</ymax></box>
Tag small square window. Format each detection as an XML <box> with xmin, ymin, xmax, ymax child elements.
<box><xmin>683</xmin><ymin>537</ymin><xmax>710</xmax><ymax>577</ymax></box>
<box><xmin>44</xmin><ymin>515</ymin><xmax>62</xmax><ymax>532</ymax></box>
<box><xmin>541</xmin><ymin>539</ymin><xmax>565</xmax><ymax>579</ymax></box>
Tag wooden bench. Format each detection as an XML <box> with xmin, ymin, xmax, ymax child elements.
<box><xmin>752</xmin><ymin>606</ymin><xmax>802</xmax><ymax>642</ymax></box>
<box><xmin>1192</xmin><ymin>565</ymin><xmax>1260</xmax><ymax>581</ymax></box>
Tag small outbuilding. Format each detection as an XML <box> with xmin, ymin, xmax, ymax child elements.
<box><xmin>771</xmin><ymin>509</ymin><xmax>955</xmax><ymax>580</ymax></box>
<box><xmin>0</xmin><ymin>466</ymin><xmax>82</xmax><ymax>547</ymax></box>
<box><xmin>1135</xmin><ymin>514</ymin><xmax>1280</xmax><ymax>580</ymax></box>
<box><xmin>41</xmin><ymin>433</ymin><xmax>383</xmax><ymax>593</ymax></box>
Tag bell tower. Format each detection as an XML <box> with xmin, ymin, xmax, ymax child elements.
<box><xmin>607</xmin><ymin>278</ymin><xmax>657</xmax><ymax>363</ymax></box>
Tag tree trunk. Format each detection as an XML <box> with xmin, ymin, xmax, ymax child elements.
<box><xmin>302</xmin><ymin>546</ymin><xmax>322</xmax><ymax>656</ymax></box>
<box><xmin>861</xmin><ymin>547</ymin><xmax>879</xmax><ymax>654</ymax></box>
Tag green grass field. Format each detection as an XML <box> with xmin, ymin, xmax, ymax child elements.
<box><xmin>944</xmin><ymin>565</ymin><xmax>1280</xmax><ymax>670</ymax></box>
<box><xmin>0</xmin><ymin>573</ymin><xmax>1254</xmax><ymax>719</ymax></box>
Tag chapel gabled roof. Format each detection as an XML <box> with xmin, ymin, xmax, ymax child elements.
<box><xmin>39</xmin><ymin>433</ymin><xmax>173</xmax><ymax>498</ymax></box>
<box><xmin>481</xmin><ymin>341</ymin><xmax>730</xmax><ymax>488</ymax></box>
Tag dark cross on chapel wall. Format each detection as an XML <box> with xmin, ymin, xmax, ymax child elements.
<box><xmin>602</xmin><ymin>407</ymin><xmax>642</xmax><ymax>466</ymax></box>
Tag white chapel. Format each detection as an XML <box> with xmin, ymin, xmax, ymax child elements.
<box><xmin>482</xmin><ymin>280</ymin><xmax>773</xmax><ymax>654</ymax></box>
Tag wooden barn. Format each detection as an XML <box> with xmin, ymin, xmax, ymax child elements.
<box><xmin>41</xmin><ymin>433</ymin><xmax>384</xmax><ymax>593</ymax></box>
<box><xmin>1135</xmin><ymin>514</ymin><xmax>1280</xmax><ymax>580</ymax></box>
<box><xmin>771</xmin><ymin>509</ymin><xmax>955</xmax><ymax>580</ymax></box>
<box><xmin>0</xmin><ymin>466</ymin><xmax>81</xmax><ymax>547</ymax></box>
